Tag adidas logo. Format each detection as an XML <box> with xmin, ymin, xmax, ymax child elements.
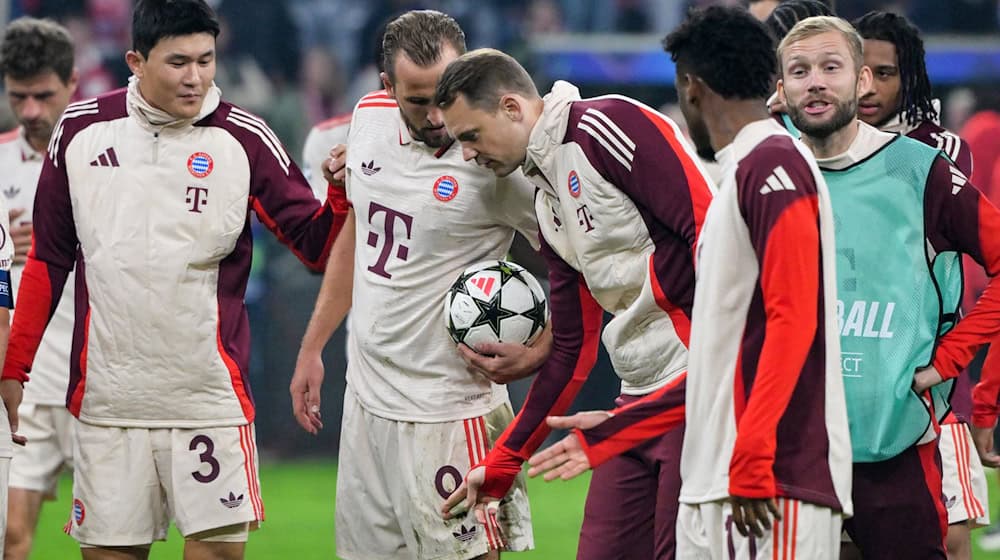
<box><xmin>89</xmin><ymin>147</ymin><xmax>120</xmax><ymax>167</ymax></box>
<box><xmin>471</xmin><ymin>276</ymin><xmax>497</xmax><ymax>297</ymax></box>
<box><xmin>452</xmin><ymin>524</ymin><xmax>477</xmax><ymax>542</ymax></box>
<box><xmin>944</xmin><ymin>494</ymin><xmax>958</xmax><ymax>510</ymax></box>
<box><xmin>949</xmin><ymin>165</ymin><xmax>967</xmax><ymax>195</ymax></box>
<box><xmin>2</xmin><ymin>185</ymin><xmax>19</xmax><ymax>199</ymax></box>
<box><xmin>361</xmin><ymin>160</ymin><xmax>381</xmax><ymax>176</ymax></box>
<box><xmin>759</xmin><ymin>166</ymin><xmax>796</xmax><ymax>194</ymax></box>
<box><xmin>220</xmin><ymin>491</ymin><xmax>244</xmax><ymax>509</ymax></box>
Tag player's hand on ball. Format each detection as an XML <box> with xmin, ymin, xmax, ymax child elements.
<box><xmin>323</xmin><ymin>144</ymin><xmax>348</xmax><ymax>188</ymax></box>
<box><xmin>0</xmin><ymin>379</ymin><xmax>26</xmax><ymax>446</ymax></box>
<box><xmin>289</xmin><ymin>349</ymin><xmax>325</xmax><ymax>434</ymax></box>
<box><xmin>527</xmin><ymin>412</ymin><xmax>611</xmax><ymax>481</ymax></box>
<box><xmin>729</xmin><ymin>496</ymin><xmax>781</xmax><ymax>539</ymax></box>
<box><xmin>459</xmin><ymin>322</ymin><xmax>552</xmax><ymax>384</ymax></box>
<box><xmin>972</xmin><ymin>423</ymin><xmax>1000</xmax><ymax>468</ymax></box>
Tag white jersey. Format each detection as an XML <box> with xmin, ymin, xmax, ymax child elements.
<box><xmin>345</xmin><ymin>90</ymin><xmax>539</xmax><ymax>422</ymax></box>
<box><xmin>680</xmin><ymin>120</ymin><xmax>851</xmax><ymax>513</ymax></box>
<box><xmin>302</xmin><ymin>113</ymin><xmax>351</xmax><ymax>200</ymax></box>
<box><xmin>0</xmin><ymin>128</ymin><xmax>74</xmax><ymax>406</ymax></box>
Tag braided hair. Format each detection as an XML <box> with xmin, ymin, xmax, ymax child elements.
<box><xmin>765</xmin><ymin>0</ymin><xmax>834</xmax><ymax>41</ymax></box>
<box><xmin>853</xmin><ymin>11</ymin><xmax>936</xmax><ymax>126</ymax></box>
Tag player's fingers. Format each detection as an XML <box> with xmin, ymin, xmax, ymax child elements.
<box><xmin>766</xmin><ymin>498</ymin><xmax>782</xmax><ymax>521</ymax></box>
<box><xmin>560</xmin><ymin>462</ymin><xmax>589</xmax><ymax>481</ymax></box>
<box><xmin>753</xmin><ymin>501</ymin><xmax>773</xmax><ymax>533</ymax></box>
<box><xmin>527</xmin><ymin>441</ymin><xmax>564</xmax><ymax>470</ymax></box>
<box><xmin>544</xmin><ymin>415</ymin><xmax>581</xmax><ymax>430</ymax></box>
<box><xmin>730</xmin><ymin>502</ymin><xmax>749</xmax><ymax>537</ymax></box>
<box><xmin>9</xmin><ymin>208</ymin><xmax>24</xmax><ymax>220</ymax></box>
<box><xmin>486</xmin><ymin>501</ymin><xmax>506</xmax><ymax>549</ymax></box>
<box><xmin>11</xmin><ymin>433</ymin><xmax>26</xmax><ymax>446</ymax></box>
<box><xmin>442</xmin><ymin>482</ymin><xmax>468</xmax><ymax>518</ymax></box>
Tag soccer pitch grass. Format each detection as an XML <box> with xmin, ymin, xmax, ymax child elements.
<box><xmin>35</xmin><ymin>461</ymin><xmax>590</xmax><ymax>559</ymax></box>
<box><xmin>34</xmin><ymin>460</ymin><xmax>1000</xmax><ymax>559</ymax></box>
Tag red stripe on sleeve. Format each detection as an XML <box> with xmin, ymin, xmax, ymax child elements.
<box><xmin>729</xmin><ymin>195</ymin><xmax>820</xmax><ymax>499</ymax></box>
<box><xmin>67</xmin><ymin>308</ymin><xmax>90</xmax><ymax>415</ymax></box>
<box><xmin>972</xmin><ymin>343</ymin><xmax>1000</xmax><ymax>427</ymax></box>
<box><xmin>578</xmin><ymin>372</ymin><xmax>687</xmax><ymax>468</ymax></box>
<box><xmin>936</xmin><ymin>195</ymin><xmax>1000</xmax><ymax>379</ymax></box>
<box><xmin>2</xmin><ymin>256</ymin><xmax>59</xmax><ymax>383</ymax></box>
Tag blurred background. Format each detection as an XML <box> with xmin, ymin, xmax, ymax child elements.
<box><xmin>2</xmin><ymin>0</ymin><xmax>997</xmax><ymax>460</ymax></box>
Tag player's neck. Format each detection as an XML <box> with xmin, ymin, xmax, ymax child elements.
<box><xmin>25</xmin><ymin>131</ymin><xmax>48</xmax><ymax>153</ymax></box>
<box><xmin>707</xmin><ymin>99</ymin><xmax>770</xmax><ymax>153</ymax></box>
<box><xmin>803</xmin><ymin>119</ymin><xmax>861</xmax><ymax>160</ymax></box>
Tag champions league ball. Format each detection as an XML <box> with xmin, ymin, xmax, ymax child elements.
<box><xmin>445</xmin><ymin>260</ymin><xmax>548</xmax><ymax>350</ymax></box>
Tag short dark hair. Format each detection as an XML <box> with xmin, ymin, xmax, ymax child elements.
<box><xmin>382</xmin><ymin>10</ymin><xmax>466</xmax><ymax>83</ymax></box>
<box><xmin>0</xmin><ymin>18</ymin><xmax>75</xmax><ymax>83</ymax></box>
<box><xmin>765</xmin><ymin>0</ymin><xmax>835</xmax><ymax>41</ymax></box>
<box><xmin>132</xmin><ymin>0</ymin><xmax>220</xmax><ymax>58</ymax></box>
<box><xmin>434</xmin><ymin>48</ymin><xmax>538</xmax><ymax>112</ymax></box>
<box><xmin>853</xmin><ymin>11</ymin><xmax>936</xmax><ymax>126</ymax></box>
<box><xmin>664</xmin><ymin>6</ymin><xmax>776</xmax><ymax>100</ymax></box>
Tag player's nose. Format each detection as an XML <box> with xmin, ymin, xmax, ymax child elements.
<box><xmin>462</xmin><ymin>145</ymin><xmax>477</xmax><ymax>162</ymax></box>
<box><xmin>427</xmin><ymin>106</ymin><xmax>444</xmax><ymax>127</ymax></box>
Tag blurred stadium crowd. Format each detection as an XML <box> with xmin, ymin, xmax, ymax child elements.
<box><xmin>3</xmin><ymin>0</ymin><xmax>999</xmax><ymax>459</ymax></box>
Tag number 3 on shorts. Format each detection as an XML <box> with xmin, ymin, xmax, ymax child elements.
<box><xmin>190</xmin><ymin>434</ymin><xmax>221</xmax><ymax>483</ymax></box>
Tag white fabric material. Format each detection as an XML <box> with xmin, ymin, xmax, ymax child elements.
<box><xmin>527</xmin><ymin>81</ymin><xmax>713</xmax><ymax>395</ymax></box>
<box><xmin>940</xmin><ymin>422</ymin><xmax>990</xmax><ymax>526</ymax></box>
<box><xmin>69</xmin><ymin>422</ymin><xmax>261</xmax><ymax>546</ymax></box>
<box><xmin>678</xmin><ymin>119</ymin><xmax>852</xmax><ymax>517</ymax></box>
<box><xmin>1</xmin><ymin>128</ymin><xmax>75</xmax><ymax>406</ymax></box>
<box><xmin>676</xmin><ymin>498</ymin><xmax>842</xmax><ymax>559</ymax></box>
<box><xmin>812</xmin><ymin>121</ymin><xmax>895</xmax><ymax>171</ymax></box>
<box><xmin>336</xmin><ymin>386</ymin><xmax>533</xmax><ymax>560</ymax></box>
<box><xmin>52</xmin><ymin>90</ymin><xmax>287</xmax><ymax>427</ymax></box>
<box><xmin>9</xmin><ymin>403</ymin><xmax>74</xmax><ymax>495</ymax></box>
<box><xmin>343</xmin><ymin>93</ymin><xmax>539</xmax><ymax>422</ymax></box>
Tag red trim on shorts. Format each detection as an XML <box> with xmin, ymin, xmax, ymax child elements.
<box><xmin>955</xmin><ymin>424</ymin><xmax>986</xmax><ymax>519</ymax></box>
<box><xmin>791</xmin><ymin>500</ymin><xmax>799</xmax><ymax>559</ymax></box>
<box><xmin>463</xmin><ymin>419</ymin><xmax>476</xmax><ymax>468</ymax></box>
<box><xmin>239</xmin><ymin>426</ymin><xmax>264</xmax><ymax>521</ymax></box>
<box><xmin>918</xmin><ymin>439</ymin><xmax>948</xmax><ymax>549</ymax></box>
<box><xmin>248</xmin><ymin>426</ymin><xmax>265</xmax><ymax>520</ymax></box>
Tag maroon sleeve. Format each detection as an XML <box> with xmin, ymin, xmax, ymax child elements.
<box><xmin>926</xmin><ymin>155</ymin><xmax>1000</xmax><ymax>379</ymax></box>
<box><xmin>215</xmin><ymin>104</ymin><xmax>349</xmax><ymax>272</ymax></box>
<box><xmin>477</xmin><ymin>232</ymin><xmax>604</xmax><ymax>499</ymax></box>
<box><xmin>576</xmin><ymin>373</ymin><xmax>686</xmax><ymax>468</ymax></box>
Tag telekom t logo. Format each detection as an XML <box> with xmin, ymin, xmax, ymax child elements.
<box><xmin>576</xmin><ymin>204</ymin><xmax>595</xmax><ymax>232</ymax></box>
<box><xmin>367</xmin><ymin>202</ymin><xmax>414</xmax><ymax>279</ymax></box>
<box><xmin>186</xmin><ymin>186</ymin><xmax>208</xmax><ymax>213</ymax></box>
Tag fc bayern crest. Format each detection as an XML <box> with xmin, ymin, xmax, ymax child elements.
<box><xmin>73</xmin><ymin>498</ymin><xmax>86</xmax><ymax>525</ymax></box>
<box><xmin>568</xmin><ymin>170</ymin><xmax>581</xmax><ymax>198</ymax></box>
<box><xmin>187</xmin><ymin>152</ymin><xmax>214</xmax><ymax>178</ymax></box>
<box><xmin>433</xmin><ymin>175</ymin><xmax>459</xmax><ymax>202</ymax></box>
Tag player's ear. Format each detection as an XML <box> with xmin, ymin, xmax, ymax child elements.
<box><xmin>856</xmin><ymin>64</ymin><xmax>873</xmax><ymax>98</ymax></box>
<box><xmin>500</xmin><ymin>95</ymin><xmax>522</xmax><ymax>122</ymax></box>
<box><xmin>684</xmin><ymin>73</ymin><xmax>703</xmax><ymax>107</ymax></box>
<box><xmin>380</xmin><ymin>71</ymin><xmax>394</xmax><ymax>97</ymax></box>
<box><xmin>125</xmin><ymin>50</ymin><xmax>145</xmax><ymax>79</ymax></box>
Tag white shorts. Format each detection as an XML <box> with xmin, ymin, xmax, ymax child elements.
<box><xmin>9</xmin><ymin>404</ymin><xmax>75</xmax><ymax>498</ymax></box>
<box><xmin>940</xmin><ymin>422</ymin><xmax>989</xmax><ymax>527</ymax></box>
<box><xmin>336</xmin><ymin>387</ymin><xmax>534</xmax><ymax>560</ymax></box>
<box><xmin>68</xmin><ymin>422</ymin><xmax>263</xmax><ymax>547</ymax></box>
<box><xmin>677</xmin><ymin>498</ymin><xmax>842</xmax><ymax>560</ymax></box>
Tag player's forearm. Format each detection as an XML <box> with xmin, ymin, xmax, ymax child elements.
<box><xmin>577</xmin><ymin>373</ymin><xmax>687</xmax><ymax>468</ymax></box>
<box><xmin>300</xmin><ymin>211</ymin><xmax>355</xmax><ymax>355</ymax></box>
<box><xmin>2</xmin><ymin>257</ymin><xmax>68</xmax><ymax>382</ymax></box>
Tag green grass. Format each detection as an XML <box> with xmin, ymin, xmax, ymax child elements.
<box><xmin>34</xmin><ymin>461</ymin><xmax>589</xmax><ymax>559</ymax></box>
<box><xmin>36</xmin><ymin>460</ymin><xmax>1000</xmax><ymax>558</ymax></box>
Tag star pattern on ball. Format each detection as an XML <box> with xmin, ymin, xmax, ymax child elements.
<box><xmin>521</xmin><ymin>293</ymin><xmax>548</xmax><ymax>339</ymax></box>
<box><xmin>470</xmin><ymin>291</ymin><xmax>518</xmax><ymax>339</ymax></box>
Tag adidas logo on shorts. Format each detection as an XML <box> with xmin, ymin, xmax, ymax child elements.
<box><xmin>220</xmin><ymin>491</ymin><xmax>244</xmax><ymax>509</ymax></box>
<box><xmin>452</xmin><ymin>524</ymin><xmax>477</xmax><ymax>542</ymax></box>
